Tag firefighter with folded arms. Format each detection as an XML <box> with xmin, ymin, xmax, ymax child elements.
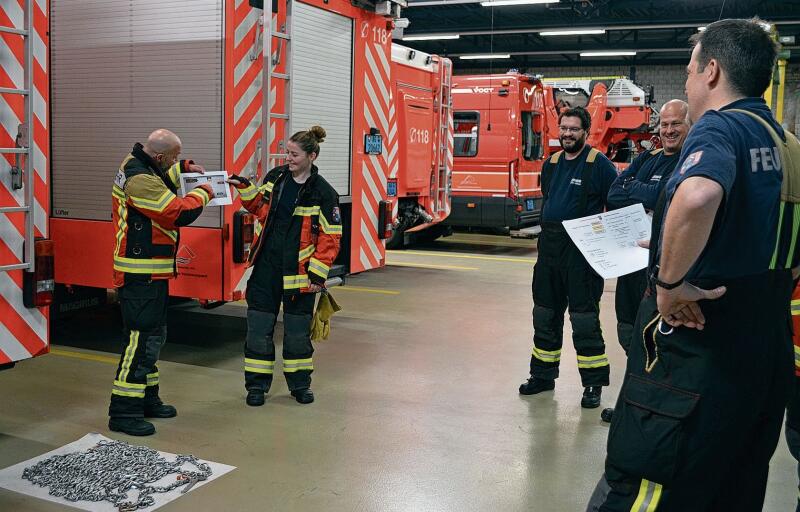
<box><xmin>587</xmin><ymin>17</ymin><xmax>800</xmax><ymax>511</ymax></box>
<box><xmin>518</xmin><ymin>106</ymin><xmax>618</xmax><ymax>409</ymax></box>
<box><xmin>600</xmin><ymin>99</ymin><xmax>689</xmax><ymax>423</ymax></box>
<box><xmin>228</xmin><ymin>126</ymin><xmax>341</xmax><ymax>407</ymax></box>
<box><xmin>108</xmin><ymin>129</ymin><xmax>213</xmax><ymax>437</ymax></box>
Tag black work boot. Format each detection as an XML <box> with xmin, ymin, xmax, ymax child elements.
<box><xmin>144</xmin><ymin>403</ymin><xmax>177</xmax><ymax>418</ymax></box>
<box><xmin>519</xmin><ymin>377</ymin><xmax>555</xmax><ymax>395</ymax></box>
<box><xmin>109</xmin><ymin>417</ymin><xmax>156</xmax><ymax>436</ymax></box>
<box><xmin>246</xmin><ymin>389</ymin><xmax>266</xmax><ymax>407</ymax></box>
<box><xmin>581</xmin><ymin>386</ymin><xmax>602</xmax><ymax>409</ymax></box>
<box><xmin>601</xmin><ymin>407</ymin><xmax>614</xmax><ymax>423</ymax></box>
<box><xmin>291</xmin><ymin>388</ymin><xmax>314</xmax><ymax>404</ymax></box>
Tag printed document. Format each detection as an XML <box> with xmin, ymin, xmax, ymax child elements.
<box><xmin>561</xmin><ymin>203</ymin><xmax>651</xmax><ymax>279</ymax></box>
<box><xmin>179</xmin><ymin>171</ymin><xmax>232</xmax><ymax>206</ymax></box>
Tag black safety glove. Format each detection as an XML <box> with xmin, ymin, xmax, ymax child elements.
<box><xmin>227</xmin><ymin>174</ymin><xmax>252</xmax><ymax>188</ymax></box>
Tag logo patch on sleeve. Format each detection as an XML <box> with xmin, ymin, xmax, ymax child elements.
<box><xmin>332</xmin><ymin>206</ymin><xmax>341</xmax><ymax>223</ymax></box>
<box><xmin>679</xmin><ymin>151</ymin><xmax>703</xmax><ymax>174</ymax></box>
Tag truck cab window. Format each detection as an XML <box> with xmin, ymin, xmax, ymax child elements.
<box><xmin>454</xmin><ymin>111</ymin><xmax>479</xmax><ymax>157</ymax></box>
<box><xmin>521</xmin><ymin>112</ymin><xmax>543</xmax><ymax>161</ymax></box>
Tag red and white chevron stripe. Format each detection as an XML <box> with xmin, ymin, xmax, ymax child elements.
<box><xmin>0</xmin><ymin>0</ymin><xmax>48</xmax><ymax>363</ymax></box>
<box><xmin>357</xmin><ymin>40</ymin><xmax>390</xmax><ymax>270</ymax></box>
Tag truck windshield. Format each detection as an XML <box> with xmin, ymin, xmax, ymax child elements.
<box><xmin>521</xmin><ymin>112</ymin><xmax>543</xmax><ymax>161</ymax></box>
<box><xmin>454</xmin><ymin>111</ymin><xmax>479</xmax><ymax>157</ymax></box>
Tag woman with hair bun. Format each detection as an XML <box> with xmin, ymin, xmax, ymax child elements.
<box><xmin>228</xmin><ymin>125</ymin><xmax>342</xmax><ymax>406</ymax></box>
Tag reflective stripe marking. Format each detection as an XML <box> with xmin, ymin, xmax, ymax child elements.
<box><xmin>146</xmin><ymin>372</ymin><xmax>159</xmax><ymax>386</ymax></box>
<box><xmin>262</xmin><ymin>181</ymin><xmax>275</xmax><ymax>194</ymax></box>
<box><xmin>112</xmin><ymin>380</ymin><xmax>146</xmax><ymax>398</ymax></box>
<box><xmin>630</xmin><ymin>479</ymin><xmax>662</xmax><ymax>512</ymax></box>
<box><xmin>320</xmin><ymin>212</ymin><xmax>343</xmax><ymax>235</ymax></box>
<box><xmin>283</xmin><ymin>358</ymin><xmax>314</xmax><ymax>372</ymax></box>
<box><xmin>795</xmin><ymin>345</ymin><xmax>800</xmax><ymax>368</ymax></box>
<box><xmin>113</xmin><ymin>194</ymin><xmax>128</xmax><ymax>258</ymax></box>
<box><xmin>245</xmin><ymin>358</ymin><xmax>275</xmax><ymax>374</ymax></box>
<box><xmin>119</xmin><ymin>331</ymin><xmax>139</xmax><ymax>382</ymax></box>
<box><xmin>129</xmin><ymin>190</ymin><xmax>175</xmax><ymax>212</ymax></box>
<box><xmin>240</xmin><ymin>184</ymin><xmax>259</xmax><ymax>201</ymax></box>
<box><xmin>577</xmin><ymin>354</ymin><xmax>609</xmax><ymax>369</ymax></box>
<box><xmin>792</xmin><ymin>299</ymin><xmax>800</xmax><ymax>315</ymax></box>
<box><xmin>308</xmin><ymin>258</ymin><xmax>330</xmax><ymax>279</ymax></box>
<box><xmin>113</xmin><ymin>257</ymin><xmax>174</xmax><ymax>274</ymax></box>
<box><xmin>188</xmin><ymin>187</ymin><xmax>211</xmax><ymax>204</ymax></box>
<box><xmin>298</xmin><ymin>245</ymin><xmax>316</xmax><ymax>261</ymax></box>
<box><xmin>532</xmin><ymin>346</ymin><xmax>561</xmax><ymax>363</ymax></box>
<box><xmin>153</xmin><ymin>223</ymin><xmax>178</xmax><ymax>243</ymax></box>
<box><xmin>294</xmin><ymin>205</ymin><xmax>321</xmax><ymax>216</ymax></box>
<box><xmin>283</xmin><ymin>274</ymin><xmax>310</xmax><ymax>289</ymax></box>
<box><xmin>167</xmin><ymin>163</ymin><xmax>181</xmax><ymax>187</ymax></box>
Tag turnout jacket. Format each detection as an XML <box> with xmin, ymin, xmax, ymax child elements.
<box><xmin>112</xmin><ymin>143</ymin><xmax>212</xmax><ymax>287</ymax></box>
<box><xmin>236</xmin><ymin>164</ymin><xmax>341</xmax><ymax>294</ymax></box>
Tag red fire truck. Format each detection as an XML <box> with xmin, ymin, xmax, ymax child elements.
<box><xmin>448</xmin><ymin>73</ymin><xmax>547</xmax><ymax>230</ymax></box>
<box><xmin>386</xmin><ymin>43</ymin><xmax>453</xmax><ymax>248</ymax></box>
<box><xmin>45</xmin><ymin>0</ymin><xmax>404</xmax><ymax>306</ymax></box>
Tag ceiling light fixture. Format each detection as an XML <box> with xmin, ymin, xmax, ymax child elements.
<box><xmin>403</xmin><ymin>34</ymin><xmax>461</xmax><ymax>41</ymax></box>
<box><xmin>539</xmin><ymin>29</ymin><xmax>606</xmax><ymax>36</ymax></box>
<box><xmin>580</xmin><ymin>51</ymin><xmax>636</xmax><ymax>57</ymax></box>
<box><xmin>459</xmin><ymin>53</ymin><xmax>512</xmax><ymax>59</ymax></box>
<box><xmin>480</xmin><ymin>0</ymin><xmax>556</xmax><ymax>7</ymax></box>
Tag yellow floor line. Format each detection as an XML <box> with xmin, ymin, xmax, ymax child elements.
<box><xmin>389</xmin><ymin>250</ymin><xmax>536</xmax><ymax>264</ymax></box>
<box><xmin>50</xmin><ymin>347</ymin><xmax>118</xmax><ymax>365</ymax></box>
<box><xmin>386</xmin><ymin>261</ymin><xmax>479</xmax><ymax>271</ymax></box>
<box><xmin>443</xmin><ymin>237</ymin><xmax>536</xmax><ymax>248</ymax></box>
<box><xmin>337</xmin><ymin>286</ymin><xmax>400</xmax><ymax>295</ymax></box>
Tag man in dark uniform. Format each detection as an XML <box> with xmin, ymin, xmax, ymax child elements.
<box><xmin>601</xmin><ymin>99</ymin><xmax>689</xmax><ymax>422</ymax></box>
<box><xmin>519</xmin><ymin>106</ymin><xmax>618</xmax><ymax>408</ymax></box>
<box><xmin>588</xmin><ymin>18</ymin><xmax>799</xmax><ymax>511</ymax></box>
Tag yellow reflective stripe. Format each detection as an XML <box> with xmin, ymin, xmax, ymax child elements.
<box><xmin>586</xmin><ymin>148</ymin><xmax>600</xmax><ymax>163</ymax></box>
<box><xmin>283</xmin><ymin>358</ymin><xmax>314</xmax><ymax>372</ymax></box>
<box><xmin>319</xmin><ymin>213</ymin><xmax>343</xmax><ymax>235</ymax></box>
<box><xmin>112</xmin><ymin>184</ymin><xmax>126</xmax><ymax>201</ymax></box>
<box><xmin>114</xmin><ymin>197</ymin><xmax>128</xmax><ymax>258</ymax></box>
<box><xmin>294</xmin><ymin>205</ymin><xmax>321</xmax><ymax>216</ymax></box>
<box><xmin>113</xmin><ymin>257</ymin><xmax>175</xmax><ymax>274</ymax></box>
<box><xmin>153</xmin><ymin>222</ymin><xmax>177</xmax><ymax>242</ymax></box>
<box><xmin>260</xmin><ymin>181</ymin><xmax>275</xmax><ymax>194</ymax></box>
<box><xmin>630</xmin><ymin>479</ymin><xmax>663</xmax><ymax>512</ymax></box>
<box><xmin>792</xmin><ymin>299</ymin><xmax>800</xmax><ymax>315</ymax></box>
<box><xmin>298</xmin><ymin>245</ymin><xmax>316</xmax><ymax>261</ymax></box>
<box><xmin>532</xmin><ymin>345</ymin><xmax>561</xmax><ymax>362</ymax></box>
<box><xmin>119</xmin><ymin>331</ymin><xmax>139</xmax><ymax>382</ymax></box>
<box><xmin>146</xmin><ymin>372</ymin><xmax>159</xmax><ymax>386</ymax></box>
<box><xmin>112</xmin><ymin>380</ymin><xmax>146</xmax><ymax>398</ymax></box>
<box><xmin>129</xmin><ymin>189</ymin><xmax>175</xmax><ymax>212</ymax></box>
<box><xmin>795</xmin><ymin>345</ymin><xmax>800</xmax><ymax>369</ymax></box>
<box><xmin>577</xmin><ymin>354</ymin><xmax>609</xmax><ymax>368</ymax></box>
<box><xmin>244</xmin><ymin>358</ymin><xmax>275</xmax><ymax>374</ymax></box>
<box><xmin>188</xmin><ymin>187</ymin><xmax>211</xmax><ymax>204</ymax></box>
<box><xmin>283</xmin><ymin>274</ymin><xmax>310</xmax><ymax>289</ymax></box>
<box><xmin>167</xmin><ymin>162</ymin><xmax>181</xmax><ymax>187</ymax></box>
<box><xmin>255</xmin><ymin>222</ymin><xmax>263</xmax><ymax>237</ymax></box>
<box><xmin>240</xmin><ymin>184</ymin><xmax>259</xmax><ymax>201</ymax></box>
<box><xmin>308</xmin><ymin>257</ymin><xmax>330</xmax><ymax>279</ymax></box>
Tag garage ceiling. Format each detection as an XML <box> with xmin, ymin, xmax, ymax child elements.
<box><xmin>395</xmin><ymin>0</ymin><xmax>800</xmax><ymax>71</ymax></box>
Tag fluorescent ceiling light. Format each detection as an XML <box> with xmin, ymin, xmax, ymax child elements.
<box><xmin>403</xmin><ymin>34</ymin><xmax>460</xmax><ymax>41</ymax></box>
<box><xmin>459</xmin><ymin>54</ymin><xmax>511</xmax><ymax>60</ymax></box>
<box><xmin>539</xmin><ymin>29</ymin><xmax>606</xmax><ymax>36</ymax></box>
<box><xmin>699</xmin><ymin>22</ymin><xmax>770</xmax><ymax>32</ymax></box>
<box><xmin>480</xmin><ymin>0</ymin><xmax>556</xmax><ymax>6</ymax></box>
<box><xmin>580</xmin><ymin>51</ymin><xmax>636</xmax><ymax>57</ymax></box>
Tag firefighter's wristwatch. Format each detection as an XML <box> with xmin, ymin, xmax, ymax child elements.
<box><xmin>653</xmin><ymin>275</ymin><xmax>684</xmax><ymax>290</ymax></box>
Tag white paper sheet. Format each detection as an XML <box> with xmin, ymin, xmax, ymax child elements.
<box><xmin>561</xmin><ymin>203</ymin><xmax>652</xmax><ymax>280</ymax></box>
<box><xmin>179</xmin><ymin>171</ymin><xmax>232</xmax><ymax>206</ymax></box>
<box><xmin>0</xmin><ymin>433</ymin><xmax>236</xmax><ymax>512</ymax></box>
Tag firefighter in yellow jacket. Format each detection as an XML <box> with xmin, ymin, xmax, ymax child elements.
<box><xmin>228</xmin><ymin>126</ymin><xmax>341</xmax><ymax>406</ymax></box>
<box><xmin>109</xmin><ymin>129</ymin><xmax>213</xmax><ymax>436</ymax></box>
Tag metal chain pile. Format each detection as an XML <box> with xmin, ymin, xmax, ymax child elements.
<box><xmin>21</xmin><ymin>439</ymin><xmax>212</xmax><ymax>511</ymax></box>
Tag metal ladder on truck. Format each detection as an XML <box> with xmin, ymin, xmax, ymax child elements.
<box><xmin>433</xmin><ymin>57</ymin><xmax>452</xmax><ymax>215</ymax></box>
<box><xmin>0</xmin><ymin>0</ymin><xmax>35</xmax><ymax>276</ymax></box>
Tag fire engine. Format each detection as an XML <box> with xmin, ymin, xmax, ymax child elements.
<box><xmin>449</xmin><ymin>73</ymin><xmax>656</xmax><ymax>231</ymax></box>
<box><xmin>385</xmin><ymin>43</ymin><xmax>453</xmax><ymax>248</ymax></box>
<box><xmin>45</xmin><ymin>0</ymin><xmax>405</xmax><ymax>305</ymax></box>
<box><xmin>448</xmin><ymin>73</ymin><xmax>546</xmax><ymax>230</ymax></box>
<box><xmin>0</xmin><ymin>0</ymin><xmax>51</xmax><ymax>368</ymax></box>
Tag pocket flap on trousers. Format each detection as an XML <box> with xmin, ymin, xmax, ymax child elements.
<box><xmin>624</xmin><ymin>374</ymin><xmax>700</xmax><ymax>419</ymax></box>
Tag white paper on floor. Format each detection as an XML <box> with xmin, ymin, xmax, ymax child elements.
<box><xmin>0</xmin><ymin>432</ymin><xmax>236</xmax><ymax>511</ymax></box>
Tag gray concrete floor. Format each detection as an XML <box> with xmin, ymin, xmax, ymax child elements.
<box><xmin>0</xmin><ymin>232</ymin><xmax>796</xmax><ymax>511</ymax></box>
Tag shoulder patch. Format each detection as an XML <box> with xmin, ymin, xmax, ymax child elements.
<box><xmin>679</xmin><ymin>151</ymin><xmax>703</xmax><ymax>175</ymax></box>
<box><xmin>331</xmin><ymin>206</ymin><xmax>341</xmax><ymax>223</ymax></box>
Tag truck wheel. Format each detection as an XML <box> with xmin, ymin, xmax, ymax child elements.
<box><xmin>386</xmin><ymin>227</ymin><xmax>406</xmax><ymax>250</ymax></box>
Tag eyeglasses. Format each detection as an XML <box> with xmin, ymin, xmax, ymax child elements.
<box><xmin>558</xmin><ymin>126</ymin><xmax>584</xmax><ymax>134</ymax></box>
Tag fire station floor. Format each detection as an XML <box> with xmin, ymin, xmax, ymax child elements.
<box><xmin>0</xmin><ymin>232</ymin><xmax>797</xmax><ymax>511</ymax></box>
